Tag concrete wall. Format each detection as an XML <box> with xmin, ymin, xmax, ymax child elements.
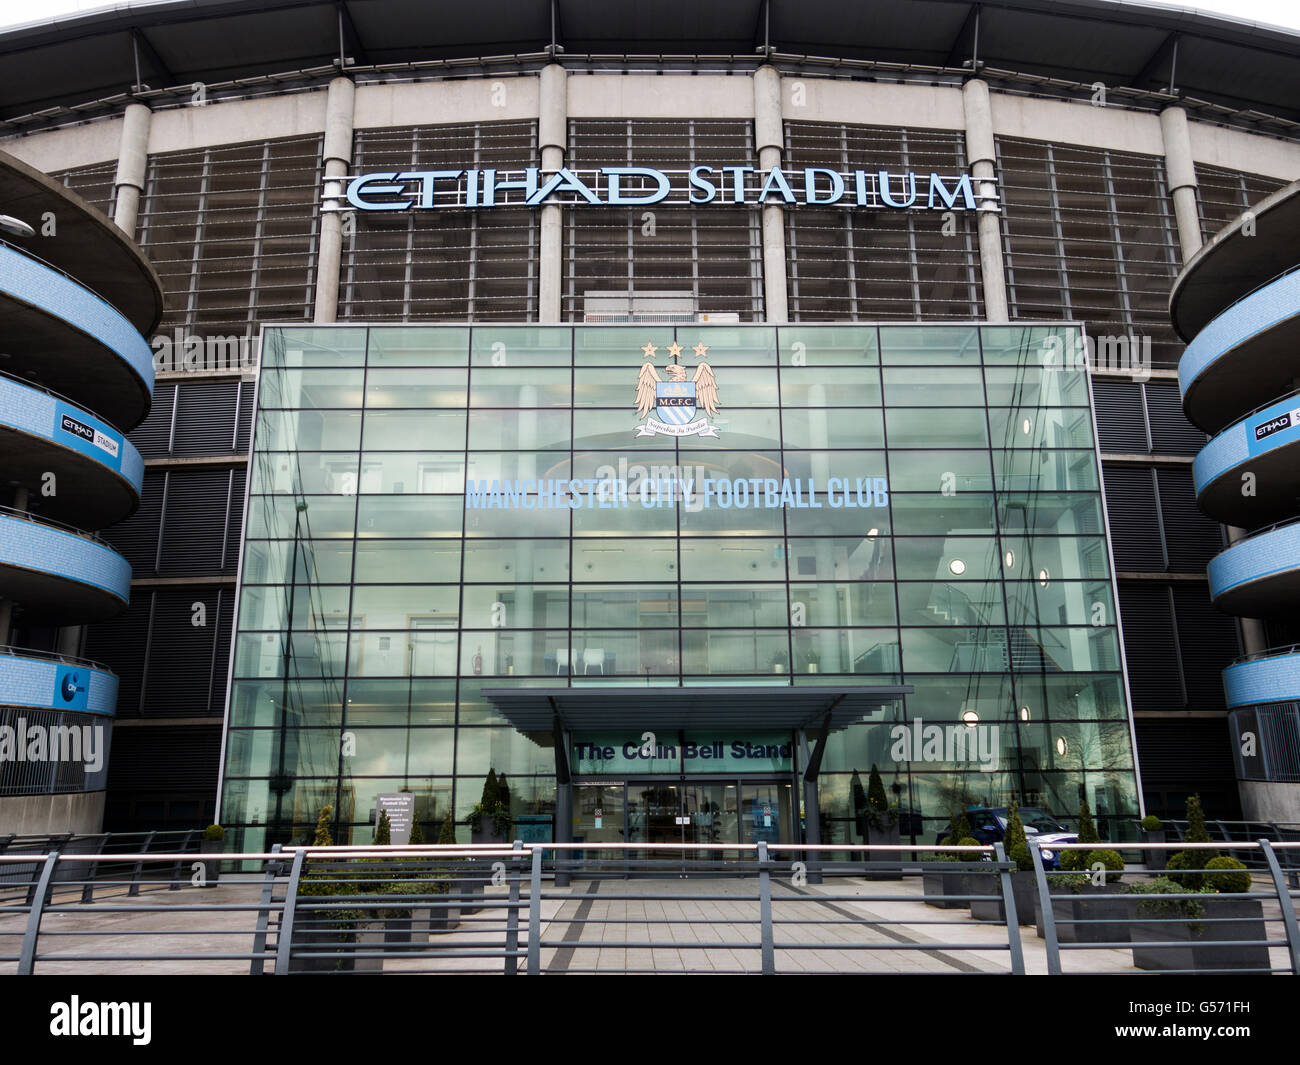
<box><xmin>0</xmin><ymin>789</ymin><xmax>105</xmax><ymax>834</ymax></box>
<box><xmin>4</xmin><ymin>74</ymin><xmax>1300</xmax><ymax>181</ymax></box>
<box><xmin>1238</xmin><ymin>780</ymin><xmax>1300</xmax><ymax>824</ymax></box>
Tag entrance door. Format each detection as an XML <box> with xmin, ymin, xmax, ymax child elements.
<box><xmin>684</xmin><ymin>781</ymin><xmax>739</xmax><ymax>860</ymax></box>
<box><xmin>741</xmin><ymin>782</ymin><xmax>793</xmax><ymax>850</ymax></box>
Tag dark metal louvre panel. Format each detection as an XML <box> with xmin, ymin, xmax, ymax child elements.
<box><xmin>158</xmin><ymin>469</ymin><xmax>231</xmax><ymax>575</ymax></box>
<box><xmin>1171</xmin><ymin>585</ymin><xmax>1238</xmax><ymax>712</ymax></box>
<box><xmin>1091</xmin><ymin>379</ymin><xmax>1148</xmax><ymax>453</ymax></box>
<box><xmin>235</xmin><ymin>382</ymin><xmax>254</xmax><ymax>452</ymax></box>
<box><xmin>224</xmin><ymin>467</ymin><xmax>247</xmax><ymax>572</ymax></box>
<box><xmin>105</xmin><ymin>725</ymin><xmax>223</xmax><ymax>795</ymax></box>
<box><xmin>101</xmin><ymin>470</ymin><xmax>165</xmax><ymax>573</ymax></box>
<box><xmin>1157</xmin><ymin>468</ymin><xmax>1226</xmax><ymax>572</ymax></box>
<box><xmin>783</xmin><ymin>122</ymin><xmax>982</xmax><ymax>322</ymax></box>
<box><xmin>1194</xmin><ymin>163</ymin><xmax>1287</xmax><ymax>241</ymax></box>
<box><xmin>1101</xmin><ymin>466</ymin><xmax>1163</xmax><ymax>570</ymax></box>
<box><xmin>1145</xmin><ymin>381</ymin><xmax>1207</xmax><ymax>456</ymax></box>
<box><xmin>173</xmin><ymin>379</ymin><xmax>239</xmax><ymax>455</ymax></box>
<box><xmin>210</xmin><ymin>591</ymin><xmax>236</xmax><ymax>712</ymax></box>
<box><xmin>82</xmin><ymin>592</ymin><xmax>152</xmax><ymax>718</ymax></box>
<box><xmin>53</xmin><ymin>161</ymin><xmax>116</xmax><ymax>219</ymax></box>
<box><xmin>129</xmin><ymin>383</ymin><xmax>175</xmax><ymax>456</ymax></box>
<box><xmin>1133</xmin><ymin>718</ymin><xmax>1237</xmax><ymax>786</ymax></box>
<box><xmin>1117</xmin><ymin>582</ymin><xmax>1182</xmax><ymax>710</ymax></box>
<box><xmin>142</xmin><ymin>590</ymin><xmax>221</xmax><ymax>716</ymax></box>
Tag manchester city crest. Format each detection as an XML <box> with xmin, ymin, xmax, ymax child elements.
<box><xmin>634</xmin><ymin>340</ymin><xmax>721</xmax><ymax>437</ymax></box>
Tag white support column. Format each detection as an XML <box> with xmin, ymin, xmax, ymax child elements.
<box><xmin>961</xmin><ymin>79</ymin><xmax>1009</xmax><ymax>323</ymax></box>
<box><xmin>314</xmin><ymin>76</ymin><xmax>356</xmax><ymax>324</ymax></box>
<box><xmin>112</xmin><ymin>102</ymin><xmax>152</xmax><ymax>237</ymax></box>
<box><xmin>1160</xmin><ymin>107</ymin><xmax>1266</xmax><ymax>656</ymax></box>
<box><xmin>1159</xmin><ymin>106</ymin><xmax>1204</xmax><ymax>263</ymax></box>
<box><xmin>753</xmin><ymin>65</ymin><xmax>788</xmax><ymax>324</ymax></box>
<box><xmin>538</xmin><ymin>63</ymin><xmax>567</xmax><ymax>323</ymax></box>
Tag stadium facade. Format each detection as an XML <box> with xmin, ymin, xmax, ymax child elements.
<box><xmin>0</xmin><ymin>0</ymin><xmax>1298</xmax><ymax>841</ymax></box>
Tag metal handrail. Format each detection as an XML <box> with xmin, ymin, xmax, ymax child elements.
<box><xmin>0</xmin><ymin>504</ymin><xmax>116</xmax><ymax>548</ymax></box>
<box><xmin>0</xmin><ymin>235</ymin><xmax>121</xmax><ymax>312</ymax></box>
<box><xmin>0</xmin><ymin>644</ymin><xmax>116</xmax><ymax>674</ymax></box>
<box><xmin>1232</xmin><ymin>642</ymin><xmax>1300</xmax><ymax>665</ymax></box>
<box><xmin>0</xmin><ymin>366</ymin><xmax>127</xmax><ymax>436</ymax></box>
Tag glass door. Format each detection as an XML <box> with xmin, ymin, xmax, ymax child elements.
<box><xmin>741</xmin><ymin>782</ymin><xmax>794</xmax><ymax>851</ymax></box>
<box><xmin>573</xmin><ymin>784</ymin><xmax>625</xmax><ymax>862</ymax></box>
<box><xmin>626</xmin><ymin>782</ymin><xmax>682</xmax><ymax>862</ymax></box>
<box><xmin>684</xmin><ymin>781</ymin><xmax>739</xmax><ymax>861</ymax></box>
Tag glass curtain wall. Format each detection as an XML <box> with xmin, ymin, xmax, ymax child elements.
<box><xmin>220</xmin><ymin>323</ymin><xmax>1139</xmax><ymax>847</ymax></box>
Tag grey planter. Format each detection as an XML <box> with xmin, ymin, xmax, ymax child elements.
<box><xmin>289</xmin><ymin>922</ymin><xmax>360</xmax><ymax>973</ymax></box>
<box><xmin>1131</xmin><ymin>897</ymin><xmax>1269</xmax><ymax>972</ymax></box>
<box><xmin>922</xmin><ymin>868</ymin><xmax>969</xmax><ymax>908</ymax></box>
<box><xmin>198</xmin><ymin>839</ymin><xmax>223</xmax><ymax>886</ymax></box>
<box><xmin>969</xmin><ymin>869</ymin><xmax>1037</xmax><ymax>925</ymax></box>
<box><xmin>1034</xmin><ymin>883</ymin><xmax>1134</xmax><ymax>944</ymax></box>
<box><xmin>864</xmin><ymin>820</ymin><xmax>902</xmax><ymax>880</ymax></box>
<box><xmin>1142</xmin><ymin>829</ymin><xmax>1167</xmax><ymax>870</ymax></box>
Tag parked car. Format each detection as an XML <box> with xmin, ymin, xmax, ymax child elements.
<box><xmin>936</xmin><ymin>806</ymin><xmax>1078</xmax><ymax>868</ymax></box>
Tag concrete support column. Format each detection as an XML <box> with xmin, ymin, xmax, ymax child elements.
<box><xmin>1159</xmin><ymin>106</ymin><xmax>1204</xmax><ymax>263</ymax></box>
<box><xmin>0</xmin><ymin>600</ymin><xmax>11</xmax><ymax>646</ymax></box>
<box><xmin>538</xmin><ymin>64</ymin><xmax>567</xmax><ymax>323</ymax></box>
<box><xmin>313</xmin><ymin>76</ymin><xmax>356</xmax><ymax>324</ymax></box>
<box><xmin>1160</xmin><ymin>107</ymin><xmax>1267</xmax><ymax>656</ymax></box>
<box><xmin>961</xmin><ymin>79</ymin><xmax>1009</xmax><ymax>323</ymax></box>
<box><xmin>754</xmin><ymin>66</ymin><xmax>789</xmax><ymax>324</ymax></box>
<box><xmin>112</xmin><ymin>102</ymin><xmax>152</xmax><ymax>237</ymax></box>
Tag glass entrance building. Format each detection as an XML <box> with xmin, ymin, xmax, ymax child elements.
<box><xmin>218</xmin><ymin>321</ymin><xmax>1139</xmax><ymax>849</ymax></box>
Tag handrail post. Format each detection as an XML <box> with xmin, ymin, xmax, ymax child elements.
<box><xmin>128</xmin><ymin>830</ymin><xmax>156</xmax><ymax>897</ymax></box>
<box><xmin>1258</xmin><ymin>839</ymin><xmax>1300</xmax><ymax>975</ymax></box>
<box><xmin>79</xmin><ymin>832</ymin><xmax>108</xmax><ymax>904</ymax></box>
<box><xmin>758</xmin><ymin>841</ymin><xmax>775</xmax><ymax>975</ymax></box>
<box><xmin>995</xmin><ymin>842</ymin><xmax>1025</xmax><ymax>975</ymax></box>
<box><xmin>504</xmin><ymin>839</ymin><xmax>523</xmax><ymax>975</ymax></box>
<box><xmin>526</xmin><ymin>846</ymin><xmax>543</xmax><ymax>976</ymax></box>
<box><xmin>1028</xmin><ymin>839</ymin><xmax>1058</xmax><ymax>975</ymax></box>
<box><xmin>273</xmin><ymin>848</ymin><xmax>308</xmax><ymax>975</ymax></box>
<box><xmin>250</xmin><ymin>844</ymin><xmax>284</xmax><ymax>976</ymax></box>
<box><xmin>18</xmin><ymin>853</ymin><xmax>59</xmax><ymax>975</ymax></box>
<box><xmin>170</xmin><ymin>830</ymin><xmax>196</xmax><ymax>890</ymax></box>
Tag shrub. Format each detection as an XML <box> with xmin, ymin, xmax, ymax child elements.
<box><xmin>203</xmin><ymin>824</ymin><xmax>225</xmax><ymax>842</ymax></box>
<box><xmin>437</xmin><ymin>810</ymin><xmax>457</xmax><ymax>845</ymax></box>
<box><xmin>408</xmin><ymin>814</ymin><xmax>424</xmax><ymax>846</ymax></box>
<box><xmin>1164</xmin><ymin>849</ymin><xmax>1202</xmax><ymax>890</ymax></box>
<box><xmin>1205</xmin><ymin>855</ymin><xmax>1251</xmax><ymax>895</ymax></box>
<box><xmin>1003</xmin><ymin>803</ymin><xmax>1027</xmax><ymax>862</ymax></box>
<box><xmin>1168</xmin><ymin>794</ymin><xmax>1218</xmax><ymax>888</ymax></box>
<box><xmin>1059</xmin><ymin>849</ymin><xmax>1084</xmax><ymax>872</ymax></box>
<box><xmin>1008</xmin><ymin>842</ymin><xmax>1033</xmax><ymax>872</ymax></box>
<box><xmin>865</xmin><ymin>764</ymin><xmax>898</xmax><ymax>830</ymax></box>
<box><xmin>1076</xmin><ymin>800</ymin><xmax>1100</xmax><ymax>845</ymax></box>
<box><xmin>298</xmin><ymin>806</ymin><xmax>337</xmax><ymax>898</ymax></box>
<box><xmin>1085</xmin><ymin>848</ymin><xmax>1124</xmax><ymax>884</ymax></box>
<box><xmin>1184</xmin><ymin>794</ymin><xmax>1212</xmax><ymax>843</ymax></box>
<box><xmin>1125</xmin><ymin>875</ymin><xmax>1209</xmax><ymax>922</ymax></box>
<box><xmin>1140</xmin><ymin>814</ymin><xmax>1162</xmax><ymax>832</ymax></box>
<box><xmin>955</xmin><ymin>837</ymin><xmax>984</xmax><ymax>861</ymax></box>
<box><xmin>374</xmin><ymin>809</ymin><xmax>392</xmax><ymax>846</ymax></box>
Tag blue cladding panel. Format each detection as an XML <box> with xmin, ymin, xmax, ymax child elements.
<box><xmin>1224</xmin><ymin>652</ymin><xmax>1300</xmax><ymax>708</ymax></box>
<box><xmin>0</xmin><ymin>513</ymin><xmax>131</xmax><ymax>602</ymax></box>
<box><xmin>1207</xmin><ymin>522</ymin><xmax>1300</xmax><ymax>599</ymax></box>
<box><xmin>0</xmin><ymin>651</ymin><xmax>117</xmax><ymax>715</ymax></box>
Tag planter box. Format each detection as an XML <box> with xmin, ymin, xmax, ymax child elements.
<box><xmin>969</xmin><ymin>870</ymin><xmax>1036</xmax><ymax>925</ymax></box>
<box><xmin>198</xmin><ymin>840</ymin><xmax>223</xmax><ymax>886</ymax></box>
<box><xmin>864</xmin><ymin>821</ymin><xmax>902</xmax><ymax>880</ymax></box>
<box><xmin>1131</xmin><ymin>897</ymin><xmax>1269</xmax><ymax>972</ymax></box>
<box><xmin>1034</xmin><ymin>883</ymin><xmax>1134</xmax><ymax>944</ymax></box>
<box><xmin>922</xmin><ymin>869</ymin><xmax>969</xmax><ymax>909</ymax></box>
<box><xmin>289</xmin><ymin>922</ymin><xmax>361</xmax><ymax>973</ymax></box>
<box><xmin>456</xmin><ymin>868</ymin><xmax>486</xmax><ymax>915</ymax></box>
<box><xmin>1142</xmin><ymin>829</ymin><xmax>1167</xmax><ymax>870</ymax></box>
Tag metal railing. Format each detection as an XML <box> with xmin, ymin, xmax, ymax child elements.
<box><xmin>1</xmin><ymin>840</ymin><xmax>1296</xmax><ymax>976</ymax></box>
<box><xmin>1029</xmin><ymin>840</ymin><xmax>1300</xmax><ymax>976</ymax></box>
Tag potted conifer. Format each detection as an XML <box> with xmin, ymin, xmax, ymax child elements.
<box><xmin>1141</xmin><ymin>813</ymin><xmax>1166</xmax><ymax>870</ymax></box>
<box><xmin>863</xmin><ymin>765</ymin><xmax>901</xmax><ymax>879</ymax></box>
<box><xmin>969</xmin><ymin>803</ymin><xmax>1036</xmax><ymax>925</ymax></box>
<box><xmin>199</xmin><ymin>824</ymin><xmax>224</xmax><ymax>886</ymax></box>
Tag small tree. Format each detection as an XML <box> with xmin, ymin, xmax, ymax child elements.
<box><xmin>1076</xmin><ymin>799</ymin><xmax>1099</xmax><ymax>845</ymax></box>
<box><xmin>480</xmin><ymin>769</ymin><xmax>500</xmax><ymax>810</ymax></box>
<box><xmin>437</xmin><ymin>810</ymin><xmax>457</xmax><ymax>845</ymax></box>
<box><xmin>312</xmin><ymin>804</ymin><xmax>334</xmax><ymax>847</ymax></box>
<box><xmin>497</xmin><ymin>773</ymin><xmax>512</xmax><ymax>816</ymax></box>
<box><xmin>1168</xmin><ymin>793</ymin><xmax>1218</xmax><ymax>889</ymax></box>
<box><xmin>409</xmin><ymin>814</ymin><xmax>424</xmax><ymax>846</ymax></box>
<box><xmin>299</xmin><ymin>806</ymin><xmax>337</xmax><ymax>898</ymax></box>
<box><xmin>865</xmin><ymin>763</ymin><xmax>897</xmax><ymax>831</ymax></box>
<box><xmin>1003</xmin><ymin>803</ymin><xmax>1033</xmax><ymax>871</ymax></box>
<box><xmin>374</xmin><ymin>808</ymin><xmax>392</xmax><ymax>846</ymax></box>
<box><xmin>1185</xmin><ymin>794</ymin><xmax>1212</xmax><ymax>843</ymax></box>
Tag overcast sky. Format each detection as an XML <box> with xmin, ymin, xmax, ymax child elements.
<box><xmin>2</xmin><ymin>0</ymin><xmax>1299</xmax><ymax>35</ymax></box>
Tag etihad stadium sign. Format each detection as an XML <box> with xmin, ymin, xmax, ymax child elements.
<box><xmin>325</xmin><ymin>165</ymin><xmax>990</xmax><ymax>213</ymax></box>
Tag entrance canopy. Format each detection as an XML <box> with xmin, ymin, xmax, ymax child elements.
<box><xmin>481</xmin><ymin>685</ymin><xmax>911</xmax><ymax>734</ymax></box>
